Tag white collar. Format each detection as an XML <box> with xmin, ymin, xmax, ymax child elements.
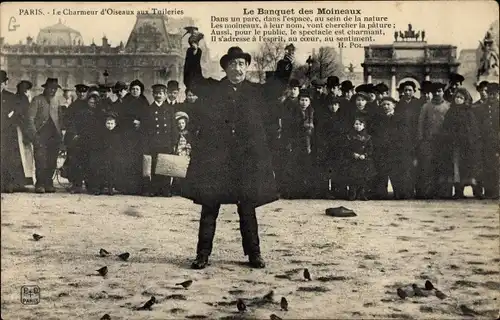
<box><xmin>154</xmin><ymin>100</ymin><xmax>164</xmax><ymax>107</ymax></box>
<box><xmin>166</xmin><ymin>98</ymin><xmax>176</xmax><ymax>105</ymax></box>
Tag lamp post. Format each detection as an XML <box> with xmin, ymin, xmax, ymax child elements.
<box><xmin>103</xmin><ymin>70</ymin><xmax>109</xmax><ymax>85</ymax></box>
<box><xmin>306</xmin><ymin>55</ymin><xmax>314</xmax><ymax>80</ymax></box>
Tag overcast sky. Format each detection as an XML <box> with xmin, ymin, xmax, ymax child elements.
<box><xmin>1</xmin><ymin>1</ymin><xmax>498</xmax><ymax>68</ymax></box>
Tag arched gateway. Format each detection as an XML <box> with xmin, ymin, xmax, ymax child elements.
<box><xmin>361</xmin><ymin>24</ymin><xmax>460</xmax><ymax>98</ymax></box>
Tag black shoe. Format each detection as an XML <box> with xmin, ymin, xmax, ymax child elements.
<box><xmin>191</xmin><ymin>254</ymin><xmax>209</xmax><ymax>269</ymax></box>
<box><xmin>248</xmin><ymin>254</ymin><xmax>266</xmax><ymax>269</ymax></box>
<box><xmin>2</xmin><ymin>185</ymin><xmax>14</xmax><ymax>193</ymax></box>
<box><xmin>45</xmin><ymin>186</ymin><xmax>56</xmax><ymax>193</ymax></box>
<box><xmin>35</xmin><ymin>186</ymin><xmax>46</xmax><ymax>194</ymax></box>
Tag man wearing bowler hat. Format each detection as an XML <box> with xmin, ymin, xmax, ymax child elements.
<box><xmin>25</xmin><ymin>78</ymin><xmax>63</xmax><ymax>193</ymax></box>
<box><xmin>183</xmin><ymin>46</ymin><xmax>277</xmax><ymax>269</ymax></box>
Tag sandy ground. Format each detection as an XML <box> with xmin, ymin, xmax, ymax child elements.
<box><xmin>1</xmin><ymin>190</ymin><xmax>499</xmax><ymax>320</ymax></box>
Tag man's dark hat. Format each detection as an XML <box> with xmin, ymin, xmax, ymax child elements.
<box><xmin>419</xmin><ymin>80</ymin><xmax>433</xmax><ymax>93</ymax></box>
<box><xmin>375</xmin><ymin>82</ymin><xmax>390</xmax><ymax>94</ymax></box>
<box><xmin>113</xmin><ymin>81</ymin><xmax>128</xmax><ymax>92</ymax></box>
<box><xmin>220</xmin><ymin>46</ymin><xmax>252</xmax><ymax>70</ymax></box>
<box><xmin>433</xmin><ymin>82</ymin><xmax>446</xmax><ymax>91</ymax></box>
<box><xmin>487</xmin><ymin>82</ymin><xmax>499</xmax><ymax>94</ymax></box>
<box><xmin>17</xmin><ymin>80</ymin><xmax>33</xmax><ymax>91</ymax></box>
<box><xmin>1</xmin><ymin>70</ymin><xmax>8</xmax><ymax>83</ymax></box>
<box><xmin>285</xmin><ymin>43</ymin><xmax>296</xmax><ymax>52</ymax></box>
<box><xmin>325</xmin><ymin>206</ymin><xmax>357</xmax><ymax>218</ymax></box>
<box><xmin>356</xmin><ymin>83</ymin><xmax>375</xmax><ymax>93</ymax></box>
<box><xmin>75</xmin><ymin>84</ymin><xmax>89</xmax><ymax>92</ymax></box>
<box><xmin>352</xmin><ymin>91</ymin><xmax>370</xmax><ymax>100</ymax></box>
<box><xmin>298</xmin><ymin>89</ymin><xmax>311</xmax><ymax>99</ymax></box>
<box><xmin>326</xmin><ymin>76</ymin><xmax>340</xmax><ymax>88</ymax></box>
<box><xmin>476</xmin><ymin>80</ymin><xmax>489</xmax><ymax>90</ymax></box>
<box><xmin>311</xmin><ymin>79</ymin><xmax>326</xmax><ymax>87</ymax></box>
<box><xmin>152</xmin><ymin>83</ymin><xmax>167</xmax><ymax>91</ymax></box>
<box><xmin>380</xmin><ymin>96</ymin><xmax>398</xmax><ymax>104</ymax></box>
<box><xmin>340</xmin><ymin>80</ymin><xmax>355</xmax><ymax>92</ymax></box>
<box><xmin>398</xmin><ymin>81</ymin><xmax>416</xmax><ymax>92</ymax></box>
<box><xmin>167</xmin><ymin>80</ymin><xmax>180</xmax><ymax>91</ymax></box>
<box><xmin>41</xmin><ymin>78</ymin><xmax>62</xmax><ymax>89</ymax></box>
<box><xmin>289</xmin><ymin>78</ymin><xmax>301</xmax><ymax>88</ymax></box>
<box><xmin>98</xmin><ymin>84</ymin><xmax>111</xmax><ymax>93</ymax></box>
<box><xmin>449</xmin><ymin>72</ymin><xmax>465</xmax><ymax>84</ymax></box>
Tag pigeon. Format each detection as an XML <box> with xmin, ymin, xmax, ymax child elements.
<box><xmin>99</xmin><ymin>249</ymin><xmax>110</xmax><ymax>257</ymax></box>
<box><xmin>263</xmin><ymin>290</ymin><xmax>274</xmax><ymax>301</ymax></box>
<box><xmin>32</xmin><ymin>233</ymin><xmax>44</xmax><ymax>241</ymax></box>
<box><xmin>100</xmin><ymin>314</ymin><xmax>111</xmax><ymax>320</ymax></box>
<box><xmin>280</xmin><ymin>297</ymin><xmax>289</xmax><ymax>311</ymax></box>
<box><xmin>96</xmin><ymin>266</ymin><xmax>108</xmax><ymax>277</ymax></box>
<box><xmin>397</xmin><ymin>288</ymin><xmax>407</xmax><ymax>299</ymax></box>
<box><xmin>435</xmin><ymin>289</ymin><xmax>447</xmax><ymax>300</ymax></box>
<box><xmin>270</xmin><ymin>314</ymin><xmax>283</xmax><ymax>320</ymax></box>
<box><xmin>459</xmin><ymin>304</ymin><xmax>479</xmax><ymax>316</ymax></box>
<box><xmin>412</xmin><ymin>283</ymin><xmax>430</xmax><ymax>297</ymax></box>
<box><xmin>424</xmin><ymin>280</ymin><xmax>435</xmax><ymax>290</ymax></box>
<box><xmin>117</xmin><ymin>252</ymin><xmax>130</xmax><ymax>261</ymax></box>
<box><xmin>236</xmin><ymin>298</ymin><xmax>247</xmax><ymax>312</ymax></box>
<box><xmin>175</xmin><ymin>280</ymin><xmax>193</xmax><ymax>289</ymax></box>
<box><xmin>137</xmin><ymin>296</ymin><xmax>156</xmax><ymax>311</ymax></box>
<box><xmin>303</xmin><ymin>268</ymin><xmax>311</xmax><ymax>281</ymax></box>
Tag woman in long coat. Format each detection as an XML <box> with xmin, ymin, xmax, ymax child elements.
<box><xmin>115</xmin><ymin>80</ymin><xmax>149</xmax><ymax>195</ymax></box>
<box><xmin>438</xmin><ymin>87</ymin><xmax>483</xmax><ymax>199</ymax></box>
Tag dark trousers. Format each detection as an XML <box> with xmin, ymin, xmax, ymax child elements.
<box><xmin>480</xmin><ymin>147</ymin><xmax>500</xmax><ymax>198</ymax></box>
<box><xmin>147</xmin><ymin>153</ymin><xmax>172</xmax><ymax>196</ymax></box>
<box><xmin>372</xmin><ymin>156</ymin><xmax>415</xmax><ymax>199</ymax></box>
<box><xmin>196</xmin><ymin>203</ymin><xmax>260</xmax><ymax>257</ymax></box>
<box><xmin>67</xmin><ymin>145</ymin><xmax>89</xmax><ymax>187</ymax></box>
<box><xmin>33</xmin><ymin>122</ymin><xmax>60</xmax><ymax>188</ymax></box>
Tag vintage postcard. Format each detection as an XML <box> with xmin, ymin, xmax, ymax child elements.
<box><xmin>1</xmin><ymin>1</ymin><xmax>498</xmax><ymax>319</ymax></box>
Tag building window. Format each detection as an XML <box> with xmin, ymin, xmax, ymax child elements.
<box><xmin>36</xmin><ymin>58</ymin><xmax>45</xmax><ymax>66</ymax></box>
<box><xmin>21</xmin><ymin>58</ymin><xmax>30</xmax><ymax>66</ymax></box>
<box><xmin>52</xmin><ymin>58</ymin><xmax>62</xmax><ymax>66</ymax></box>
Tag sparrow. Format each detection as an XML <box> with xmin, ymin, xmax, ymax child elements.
<box><xmin>424</xmin><ymin>280</ymin><xmax>434</xmax><ymax>290</ymax></box>
<box><xmin>99</xmin><ymin>249</ymin><xmax>110</xmax><ymax>257</ymax></box>
<box><xmin>100</xmin><ymin>314</ymin><xmax>111</xmax><ymax>320</ymax></box>
<box><xmin>435</xmin><ymin>289</ymin><xmax>447</xmax><ymax>300</ymax></box>
<box><xmin>263</xmin><ymin>290</ymin><xmax>274</xmax><ymax>301</ymax></box>
<box><xmin>280</xmin><ymin>297</ymin><xmax>289</xmax><ymax>311</ymax></box>
<box><xmin>270</xmin><ymin>314</ymin><xmax>283</xmax><ymax>320</ymax></box>
<box><xmin>117</xmin><ymin>252</ymin><xmax>130</xmax><ymax>261</ymax></box>
<box><xmin>137</xmin><ymin>296</ymin><xmax>156</xmax><ymax>310</ymax></box>
<box><xmin>237</xmin><ymin>298</ymin><xmax>247</xmax><ymax>312</ymax></box>
<box><xmin>303</xmin><ymin>268</ymin><xmax>311</xmax><ymax>281</ymax></box>
<box><xmin>96</xmin><ymin>266</ymin><xmax>108</xmax><ymax>277</ymax></box>
<box><xmin>412</xmin><ymin>283</ymin><xmax>430</xmax><ymax>297</ymax></box>
<box><xmin>397</xmin><ymin>288</ymin><xmax>407</xmax><ymax>299</ymax></box>
<box><xmin>459</xmin><ymin>304</ymin><xmax>478</xmax><ymax>316</ymax></box>
<box><xmin>32</xmin><ymin>233</ymin><xmax>44</xmax><ymax>241</ymax></box>
<box><xmin>175</xmin><ymin>280</ymin><xmax>193</xmax><ymax>289</ymax></box>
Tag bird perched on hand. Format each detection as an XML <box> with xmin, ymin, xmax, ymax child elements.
<box><xmin>99</xmin><ymin>249</ymin><xmax>110</xmax><ymax>257</ymax></box>
<box><xmin>280</xmin><ymin>297</ymin><xmax>289</xmax><ymax>311</ymax></box>
<box><xmin>96</xmin><ymin>266</ymin><xmax>108</xmax><ymax>277</ymax></box>
<box><xmin>32</xmin><ymin>233</ymin><xmax>44</xmax><ymax>241</ymax></box>
<box><xmin>303</xmin><ymin>268</ymin><xmax>311</xmax><ymax>281</ymax></box>
<box><xmin>270</xmin><ymin>314</ymin><xmax>283</xmax><ymax>320</ymax></box>
<box><xmin>117</xmin><ymin>252</ymin><xmax>130</xmax><ymax>261</ymax></box>
<box><xmin>137</xmin><ymin>296</ymin><xmax>156</xmax><ymax>311</ymax></box>
<box><xmin>100</xmin><ymin>314</ymin><xmax>111</xmax><ymax>320</ymax></box>
<box><xmin>176</xmin><ymin>280</ymin><xmax>193</xmax><ymax>289</ymax></box>
<box><xmin>237</xmin><ymin>298</ymin><xmax>247</xmax><ymax>312</ymax></box>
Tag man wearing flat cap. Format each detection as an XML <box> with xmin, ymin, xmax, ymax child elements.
<box><xmin>473</xmin><ymin>82</ymin><xmax>499</xmax><ymax>199</ymax></box>
<box><xmin>182</xmin><ymin>45</ymin><xmax>277</xmax><ymax>269</ymax></box>
<box><xmin>25</xmin><ymin>78</ymin><xmax>63</xmax><ymax>193</ymax></box>
<box><xmin>416</xmin><ymin>82</ymin><xmax>450</xmax><ymax>199</ymax></box>
<box><xmin>141</xmin><ymin>83</ymin><xmax>178</xmax><ymax>197</ymax></box>
<box><xmin>444</xmin><ymin>72</ymin><xmax>465</xmax><ymax>102</ymax></box>
<box><xmin>1</xmin><ymin>71</ymin><xmax>29</xmax><ymax>193</ymax></box>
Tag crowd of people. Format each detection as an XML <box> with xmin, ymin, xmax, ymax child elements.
<box><xmin>1</xmin><ymin>59</ymin><xmax>499</xmax><ymax>201</ymax></box>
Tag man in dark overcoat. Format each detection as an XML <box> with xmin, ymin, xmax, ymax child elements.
<box><xmin>25</xmin><ymin>78</ymin><xmax>64</xmax><ymax>193</ymax></box>
<box><xmin>474</xmin><ymin>82</ymin><xmax>499</xmax><ymax>199</ymax></box>
<box><xmin>183</xmin><ymin>46</ymin><xmax>278</xmax><ymax>269</ymax></box>
<box><xmin>1</xmin><ymin>71</ymin><xmax>28</xmax><ymax>192</ymax></box>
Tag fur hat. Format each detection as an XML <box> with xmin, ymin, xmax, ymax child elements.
<box><xmin>220</xmin><ymin>46</ymin><xmax>251</xmax><ymax>70</ymax></box>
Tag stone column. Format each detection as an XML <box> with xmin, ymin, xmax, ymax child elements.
<box><xmin>367</xmin><ymin>74</ymin><xmax>372</xmax><ymax>84</ymax></box>
<box><xmin>390</xmin><ymin>67</ymin><xmax>397</xmax><ymax>98</ymax></box>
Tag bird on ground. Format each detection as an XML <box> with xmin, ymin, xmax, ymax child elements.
<box><xmin>99</xmin><ymin>249</ymin><xmax>110</xmax><ymax>257</ymax></box>
<box><xmin>303</xmin><ymin>268</ymin><xmax>311</xmax><ymax>281</ymax></box>
<box><xmin>435</xmin><ymin>289</ymin><xmax>447</xmax><ymax>300</ymax></box>
<box><xmin>137</xmin><ymin>296</ymin><xmax>156</xmax><ymax>311</ymax></box>
<box><xmin>96</xmin><ymin>266</ymin><xmax>108</xmax><ymax>277</ymax></box>
<box><xmin>100</xmin><ymin>314</ymin><xmax>111</xmax><ymax>320</ymax></box>
<box><xmin>397</xmin><ymin>288</ymin><xmax>407</xmax><ymax>299</ymax></box>
<box><xmin>263</xmin><ymin>290</ymin><xmax>274</xmax><ymax>301</ymax></box>
<box><xmin>237</xmin><ymin>298</ymin><xmax>247</xmax><ymax>312</ymax></box>
<box><xmin>175</xmin><ymin>280</ymin><xmax>193</xmax><ymax>289</ymax></box>
<box><xmin>412</xmin><ymin>283</ymin><xmax>430</xmax><ymax>297</ymax></box>
<box><xmin>424</xmin><ymin>280</ymin><xmax>435</xmax><ymax>290</ymax></box>
<box><xmin>460</xmin><ymin>304</ymin><xmax>479</xmax><ymax>316</ymax></box>
<box><xmin>280</xmin><ymin>297</ymin><xmax>289</xmax><ymax>311</ymax></box>
<box><xmin>270</xmin><ymin>314</ymin><xmax>283</xmax><ymax>320</ymax></box>
<box><xmin>117</xmin><ymin>252</ymin><xmax>130</xmax><ymax>261</ymax></box>
<box><xmin>32</xmin><ymin>234</ymin><xmax>44</xmax><ymax>241</ymax></box>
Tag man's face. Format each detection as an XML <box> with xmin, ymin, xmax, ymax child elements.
<box><xmin>153</xmin><ymin>90</ymin><xmax>166</xmax><ymax>102</ymax></box>
<box><xmin>314</xmin><ymin>86</ymin><xmax>323</xmax><ymax>95</ymax></box>
<box><xmin>76</xmin><ymin>91</ymin><xmax>87</xmax><ymax>100</ymax></box>
<box><xmin>402</xmin><ymin>86</ymin><xmax>414</xmax><ymax>99</ymax></box>
<box><xmin>119</xmin><ymin>89</ymin><xmax>128</xmax><ymax>98</ymax></box>
<box><xmin>479</xmin><ymin>87</ymin><xmax>488</xmax><ymax>101</ymax></box>
<box><xmin>344</xmin><ymin>89</ymin><xmax>354</xmax><ymax>100</ymax></box>
<box><xmin>290</xmin><ymin>87</ymin><xmax>300</xmax><ymax>98</ymax></box>
<box><xmin>167</xmin><ymin>89</ymin><xmax>179</xmax><ymax>102</ymax></box>
<box><xmin>434</xmin><ymin>88</ymin><xmax>444</xmax><ymax>101</ymax></box>
<box><xmin>46</xmin><ymin>86</ymin><xmax>58</xmax><ymax>97</ymax></box>
<box><xmin>226</xmin><ymin>58</ymin><xmax>248</xmax><ymax>84</ymax></box>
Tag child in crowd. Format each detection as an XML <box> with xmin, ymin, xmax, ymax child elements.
<box><xmin>344</xmin><ymin>117</ymin><xmax>376</xmax><ymax>201</ymax></box>
<box><xmin>174</xmin><ymin>111</ymin><xmax>192</xmax><ymax>158</ymax></box>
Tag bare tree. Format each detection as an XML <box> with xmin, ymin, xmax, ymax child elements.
<box><xmin>251</xmin><ymin>42</ymin><xmax>287</xmax><ymax>83</ymax></box>
<box><xmin>312</xmin><ymin>46</ymin><xmax>344</xmax><ymax>80</ymax></box>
